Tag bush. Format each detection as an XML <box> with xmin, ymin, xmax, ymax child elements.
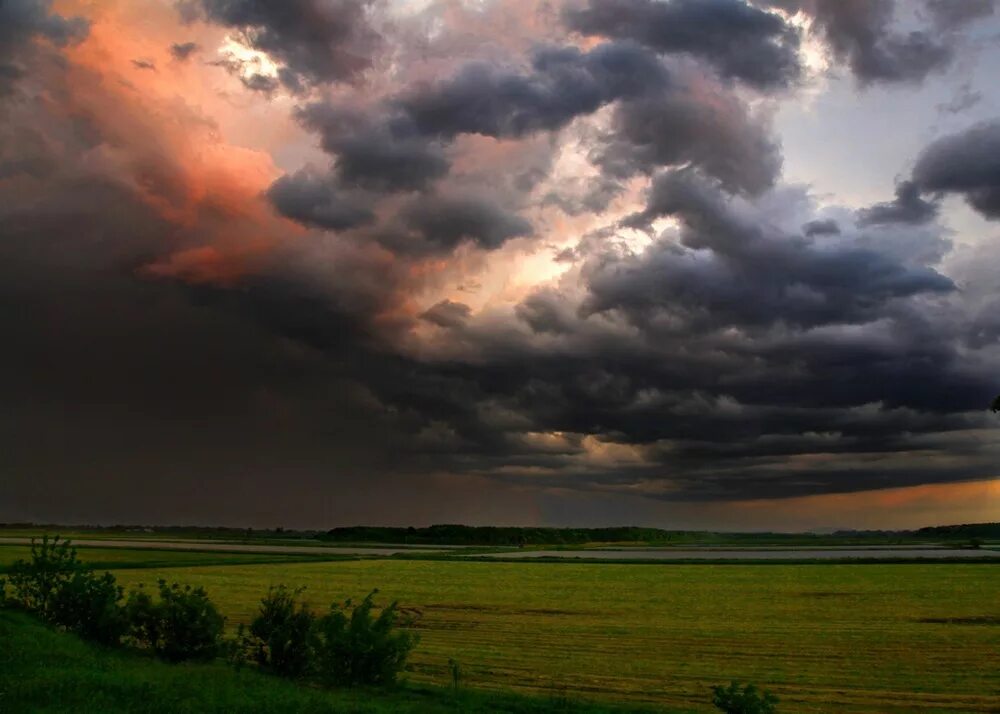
<box><xmin>49</xmin><ymin>569</ymin><xmax>127</xmax><ymax>646</ymax></box>
<box><xmin>126</xmin><ymin>579</ymin><xmax>225</xmax><ymax>662</ymax></box>
<box><xmin>712</xmin><ymin>682</ymin><xmax>779</xmax><ymax>714</ymax></box>
<box><xmin>313</xmin><ymin>589</ymin><xmax>417</xmax><ymax>687</ymax></box>
<box><xmin>5</xmin><ymin>535</ymin><xmax>84</xmax><ymax>617</ymax></box>
<box><xmin>242</xmin><ymin>585</ymin><xmax>317</xmax><ymax>678</ymax></box>
<box><xmin>4</xmin><ymin>535</ymin><xmax>128</xmax><ymax>645</ymax></box>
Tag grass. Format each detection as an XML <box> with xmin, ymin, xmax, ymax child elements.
<box><xmin>0</xmin><ymin>610</ymin><xmax>647</xmax><ymax>714</ymax></box>
<box><xmin>102</xmin><ymin>559</ymin><xmax>1000</xmax><ymax>713</ymax></box>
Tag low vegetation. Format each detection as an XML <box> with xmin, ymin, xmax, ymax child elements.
<box><xmin>125</xmin><ymin>579</ymin><xmax>225</xmax><ymax>662</ymax></box>
<box><xmin>234</xmin><ymin>585</ymin><xmax>416</xmax><ymax>686</ymax></box>
<box><xmin>1</xmin><ymin>536</ymin><xmax>415</xmax><ymax>687</ymax></box>
<box><xmin>712</xmin><ymin>682</ymin><xmax>779</xmax><ymax>714</ymax></box>
<box><xmin>0</xmin><ymin>609</ymin><xmax>649</xmax><ymax>713</ymax></box>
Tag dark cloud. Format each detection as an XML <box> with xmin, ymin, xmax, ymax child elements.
<box><xmin>594</xmin><ymin>83</ymin><xmax>782</xmax><ymax>194</ymax></box>
<box><xmin>912</xmin><ymin>121</ymin><xmax>1000</xmax><ymax>219</ymax></box>
<box><xmin>3</xmin><ymin>0</ymin><xmax>998</xmax><ymax>526</ymax></box>
<box><xmin>131</xmin><ymin>58</ymin><xmax>156</xmax><ymax>71</ymax></box>
<box><xmin>857</xmin><ymin>181</ymin><xmax>938</xmax><ymax>226</ymax></box>
<box><xmin>169</xmin><ymin>41</ymin><xmax>199</xmax><ymax>61</ymax></box>
<box><xmin>604</xmin><ymin>170</ymin><xmax>954</xmax><ymax>331</ymax></box>
<box><xmin>768</xmin><ymin>0</ymin><xmax>952</xmax><ymax>85</ymax></box>
<box><xmin>183</xmin><ymin>0</ymin><xmax>381</xmax><ymax>89</ymax></box>
<box><xmin>421</xmin><ymin>300</ymin><xmax>472</xmax><ymax>329</ymax></box>
<box><xmin>924</xmin><ymin>0</ymin><xmax>995</xmax><ymax>30</ymax></box>
<box><xmin>296</xmin><ymin>104</ymin><xmax>450</xmax><ymax>192</ymax></box>
<box><xmin>564</xmin><ymin>0</ymin><xmax>802</xmax><ymax>89</ymax></box>
<box><xmin>241</xmin><ymin>72</ymin><xmax>281</xmax><ymax>95</ymax></box>
<box><xmin>803</xmin><ymin>218</ymin><xmax>840</xmax><ymax>236</ymax></box>
<box><xmin>400</xmin><ymin>42</ymin><xmax>670</xmax><ymax>139</ymax></box>
<box><xmin>267</xmin><ymin>166</ymin><xmax>376</xmax><ymax>230</ymax></box>
<box><xmin>391</xmin><ymin>195</ymin><xmax>534</xmax><ymax>253</ymax></box>
<box><xmin>0</xmin><ymin>0</ymin><xmax>89</xmax><ymax>88</ymax></box>
<box><xmin>0</xmin><ymin>0</ymin><xmax>89</xmax><ymax>57</ymax></box>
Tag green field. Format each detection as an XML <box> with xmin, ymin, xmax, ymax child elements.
<box><xmin>92</xmin><ymin>558</ymin><xmax>1000</xmax><ymax>713</ymax></box>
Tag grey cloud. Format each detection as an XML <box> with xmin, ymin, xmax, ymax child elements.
<box><xmin>296</xmin><ymin>104</ymin><xmax>450</xmax><ymax>192</ymax></box>
<box><xmin>393</xmin><ymin>195</ymin><xmax>534</xmax><ymax>253</ymax></box>
<box><xmin>185</xmin><ymin>0</ymin><xmax>381</xmax><ymax>89</ymax></box>
<box><xmin>421</xmin><ymin>300</ymin><xmax>472</xmax><ymax>329</ymax></box>
<box><xmin>0</xmin><ymin>0</ymin><xmax>89</xmax><ymax>57</ymax></box>
<box><xmin>0</xmin><ymin>0</ymin><xmax>89</xmax><ymax>87</ymax></box>
<box><xmin>769</xmin><ymin>0</ymin><xmax>952</xmax><ymax>85</ymax></box>
<box><xmin>803</xmin><ymin>218</ymin><xmax>840</xmax><ymax>236</ymax></box>
<box><xmin>937</xmin><ymin>82</ymin><xmax>982</xmax><ymax>115</ymax></box>
<box><xmin>595</xmin><ymin>85</ymin><xmax>782</xmax><ymax>194</ymax></box>
<box><xmin>267</xmin><ymin>166</ymin><xmax>375</xmax><ymax>230</ymax></box>
<box><xmin>241</xmin><ymin>72</ymin><xmax>281</xmax><ymax>95</ymax></box>
<box><xmin>400</xmin><ymin>42</ymin><xmax>670</xmax><ymax>139</ymax></box>
<box><xmin>912</xmin><ymin>120</ymin><xmax>1000</xmax><ymax>219</ymax></box>
<box><xmin>564</xmin><ymin>0</ymin><xmax>802</xmax><ymax>89</ymax></box>
<box><xmin>924</xmin><ymin>0</ymin><xmax>995</xmax><ymax>30</ymax></box>
<box><xmin>601</xmin><ymin>170</ymin><xmax>954</xmax><ymax>332</ymax></box>
<box><xmin>169</xmin><ymin>41</ymin><xmax>199</xmax><ymax>60</ymax></box>
<box><xmin>857</xmin><ymin>181</ymin><xmax>938</xmax><ymax>226</ymax></box>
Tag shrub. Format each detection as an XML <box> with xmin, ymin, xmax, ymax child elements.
<box><xmin>49</xmin><ymin>569</ymin><xmax>127</xmax><ymax>646</ymax></box>
<box><xmin>712</xmin><ymin>682</ymin><xmax>779</xmax><ymax>714</ymax></box>
<box><xmin>243</xmin><ymin>585</ymin><xmax>317</xmax><ymax>678</ymax></box>
<box><xmin>314</xmin><ymin>589</ymin><xmax>417</xmax><ymax>687</ymax></box>
<box><xmin>4</xmin><ymin>535</ymin><xmax>128</xmax><ymax>645</ymax></box>
<box><xmin>5</xmin><ymin>535</ymin><xmax>84</xmax><ymax>616</ymax></box>
<box><xmin>126</xmin><ymin>579</ymin><xmax>225</xmax><ymax>662</ymax></box>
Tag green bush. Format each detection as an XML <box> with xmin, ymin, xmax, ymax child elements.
<box><xmin>242</xmin><ymin>585</ymin><xmax>317</xmax><ymax>678</ymax></box>
<box><xmin>313</xmin><ymin>590</ymin><xmax>417</xmax><ymax>687</ymax></box>
<box><xmin>5</xmin><ymin>535</ymin><xmax>84</xmax><ymax>616</ymax></box>
<box><xmin>49</xmin><ymin>570</ymin><xmax>127</xmax><ymax>646</ymax></box>
<box><xmin>126</xmin><ymin>580</ymin><xmax>225</xmax><ymax>662</ymax></box>
<box><xmin>4</xmin><ymin>535</ymin><xmax>128</xmax><ymax>645</ymax></box>
<box><xmin>712</xmin><ymin>682</ymin><xmax>779</xmax><ymax>714</ymax></box>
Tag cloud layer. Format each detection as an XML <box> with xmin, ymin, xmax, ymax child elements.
<box><xmin>0</xmin><ymin>0</ymin><xmax>998</xmax><ymax>527</ymax></box>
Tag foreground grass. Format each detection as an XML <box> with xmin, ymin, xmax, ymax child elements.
<box><xmin>107</xmin><ymin>560</ymin><xmax>1000</xmax><ymax>713</ymax></box>
<box><xmin>0</xmin><ymin>610</ymin><xmax>654</xmax><ymax>714</ymax></box>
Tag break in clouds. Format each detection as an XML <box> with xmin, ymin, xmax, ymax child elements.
<box><xmin>1</xmin><ymin>0</ymin><xmax>998</xmax><ymax>526</ymax></box>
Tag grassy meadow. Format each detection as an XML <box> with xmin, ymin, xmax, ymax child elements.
<box><xmin>92</xmin><ymin>557</ymin><xmax>1000</xmax><ymax>713</ymax></box>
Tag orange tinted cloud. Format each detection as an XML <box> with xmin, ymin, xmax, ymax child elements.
<box><xmin>50</xmin><ymin>0</ymin><xmax>301</xmax><ymax>283</ymax></box>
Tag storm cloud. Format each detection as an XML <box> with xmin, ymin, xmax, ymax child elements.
<box><xmin>912</xmin><ymin>121</ymin><xmax>1000</xmax><ymax>219</ymax></box>
<box><xmin>769</xmin><ymin>0</ymin><xmax>953</xmax><ymax>84</ymax></box>
<box><xmin>180</xmin><ymin>0</ymin><xmax>382</xmax><ymax>89</ymax></box>
<box><xmin>0</xmin><ymin>0</ymin><xmax>998</xmax><ymax>527</ymax></box>
<box><xmin>563</xmin><ymin>0</ymin><xmax>801</xmax><ymax>89</ymax></box>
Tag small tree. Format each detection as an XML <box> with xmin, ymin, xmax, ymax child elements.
<box><xmin>243</xmin><ymin>585</ymin><xmax>317</xmax><ymax>678</ymax></box>
<box><xmin>992</xmin><ymin>394</ymin><xmax>1000</xmax><ymax>413</ymax></box>
<box><xmin>314</xmin><ymin>590</ymin><xmax>417</xmax><ymax>687</ymax></box>
<box><xmin>712</xmin><ymin>682</ymin><xmax>779</xmax><ymax>714</ymax></box>
<box><xmin>49</xmin><ymin>570</ymin><xmax>127</xmax><ymax>646</ymax></box>
<box><xmin>126</xmin><ymin>580</ymin><xmax>225</xmax><ymax>662</ymax></box>
<box><xmin>5</xmin><ymin>535</ymin><xmax>83</xmax><ymax>616</ymax></box>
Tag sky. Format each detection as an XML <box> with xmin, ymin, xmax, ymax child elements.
<box><xmin>1</xmin><ymin>0</ymin><xmax>999</xmax><ymax>531</ymax></box>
